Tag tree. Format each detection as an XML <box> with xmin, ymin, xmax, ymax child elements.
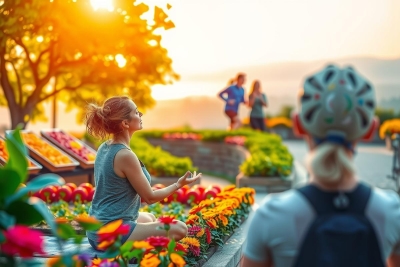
<box><xmin>0</xmin><ymin>0</ymin><xmax>178</xmax><ymax>128</ymax></box>
<box><xmin>375</xmin><ymin>107</ymin><xmax>400</xmax><ymax>124</ymax></box>
<box><xmin>276</xmin><ymin>105</ymin><xmax>294</xmax><ymax>119</ymax></box>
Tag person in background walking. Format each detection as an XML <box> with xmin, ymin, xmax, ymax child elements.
<box><xmin>241</xmin><ymin>65</ymin><xmax>400</xmax><ymax>267</ymax></box>
<box><xmin>248</xmin><ymin>80</ymin><xmax>267</xmax><ymax>131</ymax></box>
<box><xmin>218</xmin><ymin>73</ymin><xmax>247</xmax><ymax>130</ymax></box>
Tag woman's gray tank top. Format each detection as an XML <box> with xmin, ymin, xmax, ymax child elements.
<box><xmin>86</xmin><ymin>142</ymin><xmax>151</xmax><ymax>242</ymax></box>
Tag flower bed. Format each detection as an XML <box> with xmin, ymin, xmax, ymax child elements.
<box><xmin>138</xmin><ymin>129</ymin><xmax>294</xmax><ymax>179</ymax></box>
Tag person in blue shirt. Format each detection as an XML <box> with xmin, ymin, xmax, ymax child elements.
<box><xmin>218</xmin><ymin>73</ymin><xmax>247</xmax><ymax>130</ymax></box>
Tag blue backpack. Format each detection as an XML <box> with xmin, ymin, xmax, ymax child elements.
<box><xmin>294</xmin><ymin>183</ymin><xmax>384</xmax><ymax>267</ymax></box>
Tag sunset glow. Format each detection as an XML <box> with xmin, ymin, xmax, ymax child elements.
<box><xmin>90</xmin><ymin>0</ymin><xmax>114</xmax><ymax>11</ymax></box>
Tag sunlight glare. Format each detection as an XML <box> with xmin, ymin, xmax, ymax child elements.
<box><xmin>90</xmin><ymin>0</ymin><xmax>114</xmax><ymax>11</ymax></box>
<box><xmin>115</xmin><ymin>54</ymin><xmax>127</xmax><ymax>68</ymax></box>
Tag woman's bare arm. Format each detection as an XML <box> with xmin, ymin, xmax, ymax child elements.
<box><xmin>116</xmin><ymin>150</ymin><xmax>200</xmax><ymax>204</ymax></box>
<box><xmin>387</xmin><ymin>253</ymin><xmax>400</xmax><ymax>267</ymax></box>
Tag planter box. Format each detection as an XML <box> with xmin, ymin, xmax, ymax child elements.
<box><xmin>151</xmin><ymin>176</ymin><xmax>200</xmax><ymax>187</ymax></box>
<box><xmin>7</xmin><ymin>130</ymin><xmax>79</xmax><ymax>173</ymax></box>
<box><xmin>41</xmin><ymin>129</ymin><xmax>97</xmax><ymax>169</ymax></box>
<box><xmin>0</xmin><ymin>136</ymin><xmax>43</xmax><ymax>174</ymax></box>
<box><xmin>236</xmin><ymin>170</ymin><xmax>296</xmax><ymax>193</ymax></box>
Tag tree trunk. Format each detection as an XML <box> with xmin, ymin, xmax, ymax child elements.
<box><xmin>10</xmin><ymin>109</ymin><xmax>27</xmax><ymax>129</ymax></box>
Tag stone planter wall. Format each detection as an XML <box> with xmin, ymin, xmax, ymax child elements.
<box><xmin>147</xmin><ymin>139</ymin><xmax>250</xmax><ymax>180</ymax></box>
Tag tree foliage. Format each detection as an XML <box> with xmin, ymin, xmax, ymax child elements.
<box><xmin>0</xmin><ymin>0</ymin><xmax>178</xmax><ymax>128</ymax></box>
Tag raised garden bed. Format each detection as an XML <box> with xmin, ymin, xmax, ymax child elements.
<box><xmin>236</xmin><ymin>170</ymin><xmax>296</xmax><ymax>192</ymax></box>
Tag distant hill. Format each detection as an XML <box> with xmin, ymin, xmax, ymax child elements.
<box><xmin>186</xmin><ymin>57</ymin><xmax>400</xmax><ymax>84</ymax></box>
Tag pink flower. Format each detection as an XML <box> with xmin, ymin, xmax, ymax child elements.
<box><xmin>189</xmin><ymin>245</ymin><xmax>201</xmax><ymax>257</ymax></box>
<box><xmin>188</xmin><ymin>225</ymin><xmax>202</xmax><ymax>236</ymax></box>
<box><xmin>1</xmin><ymin>225</ymin><xmax>45</xmax><ymax>258</ymax></box>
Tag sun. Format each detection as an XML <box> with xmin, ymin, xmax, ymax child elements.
<box><xmin>90</xmin><ymin>0</ymin><xmax>114</xmax><ymax>11</ymax></box>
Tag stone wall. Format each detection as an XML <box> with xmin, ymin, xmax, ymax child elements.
<box><xmin>147</xmin><ymin>139</ymin><xmax>250</xmax><ymax>180</ymax></box>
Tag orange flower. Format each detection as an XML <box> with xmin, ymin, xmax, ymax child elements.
<box><xmin>170</xmin><ymin>253</ymin><xmax>186</xmax><ymax>267</ymax></box>
<box><xmin>196</xmin><ymin>229</ymin><xmax>205</xmax><ymax>237</ymax></box>
<box><xmin>219</xmin><ymin>214</ymin><xmax>229</xmax><ymax>226</ymax></box>
<box><xmin>97</xmin><ymin>219</ymin><xmax>130</xmax><ymax>244</ymax></box>
<box><xmin>55</xmin><ymin>217</ymin><xmax>69</xmax><ymax>224</ymax></box>
<box><xmin>47</xmin><ymin>256</ymin><xmax>64</xmax><ymax>267</ymax></box>
<box><xmin>133</xmin><ymin>241</ymin><xmax>154</xmax><ymax>250</ymax></box>
<box><xmin>140</xmin><ymin>253</ymin><xmax>161</xmax><ymax>267</ymax></box>
<box><xmin>158</xmin><ymin>215</ymin><xmax>177</xmax><ymax>225</ymax></box>
<box><xmin>206</xmin><ymin>218</ymin><xmax>217</xmax><ymax>229</ymax></box>
<box><xmin>97</xmin><ymin>240</ymin><xmax>113</xmax><ymax>250</ymax></box>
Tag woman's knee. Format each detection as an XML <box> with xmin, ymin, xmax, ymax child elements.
<box><xmin>148</xmin><ymin>213</ymin><xmax>156</xmax><ymax>222</ymax></box>
<box><xmin>170</xmin><ymin>221</ymin><xmax>188</xmax><ymax>240</ymax></box>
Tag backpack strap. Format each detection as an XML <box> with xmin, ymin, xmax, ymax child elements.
<box><xmin>297</xmin><ymin>183</ymin><xmax>371</xmax><ymax>215</ymax></box>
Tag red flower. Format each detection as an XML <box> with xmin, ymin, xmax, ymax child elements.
<box><xmin>189</xmin><ymin>205</ymin><xmax>203</xmax><ymax>215</ymax></box>
<box><xmin>1</xmin><ymin>225</ymin><xmax>45</xmax><ymax>258</ymax></box>
<box><xmin>158</xmin><ymin>215</ymin><xmax>177</xmax><ymax>225</ymax></box>
<box><xmin>205</xmin><ymin>228</ymin><xmax>212</xmax><ymax>244</ymax></box>
<box><xmin>97</xmin><ymin>219</ymin><xmax>130</xmax><ymax>244</ymax></box>
<box><xmin>175</xmin><ymin>242</ymin><xmax>188</xmax><ymax>253</ymax></box>
<box><xmin>146</xmin><ymin>236</ymin><xmax>170</xmax><ymax>248</ymax></box>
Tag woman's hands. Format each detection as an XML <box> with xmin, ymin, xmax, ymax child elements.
<box><xmin>176</xmin><ymin>171</ymin><xmax>202</xmax><ymax>188</ymax></box>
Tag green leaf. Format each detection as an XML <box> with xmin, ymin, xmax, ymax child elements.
<box><xmin>75</xmin><ymin>219</ymin><xmax>102</xmax><ymax>232</ymax></box>
<box><xmin>5</xmin><ymin>200</ymin><xmax>44</xmax><ymax>225</ymax></box>
<box><xmin>0</xmin><ymin>253</ymin><xmax>16</xmax><ymax>267</ymax></box>
<box><xmin>167</xmin><ymin>238</ymin><xmax>176</xmax><ymax>253</ymax></box>
<box><xmin>56</xmin><ymin>223</ymin><xmax>76</xmax><ymax>240</ymax></box>
<box><xmin>0</xmin><ymin>231</ymin><xmax>5</xmax><ymax>243</ymax></box>
<box><xmin>29</xmin><ymin>197</ymin><xmax>58</xmax><ymax>236</ymax></box>
<box><xmin>5</xmin><ymin>128</ymin><xmax>28</xmax><ymax>183</ymax></box>
<box><xmin>0</xmin><ymin>211</ymin><xmax>16</xmax><ymax>229</ymax></box>
<box><xmin>5</xmin><ymin>173</ymin><xmax>64</xmax><ymax>206</ymax></box>
<box><xmin>0</xmin><ymin>168</ymin><xmax>21</xmax><ymax>199</ymax></box>
<box><xmin>120</xmin><ymin>240</ymin><xmax>134</xmax><ymax>252</ymax></box>
<box><xmin>99</xmin><ymin>249</ymin><xmax>120</xmax><ymax>259</ymax></box>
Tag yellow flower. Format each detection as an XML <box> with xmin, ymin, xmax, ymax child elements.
<box><xmin>196</xmin><ymin>229</ymin><xmax>205</xmax><ymax>237</ymax></box>
<box><xmin>186</xmin><ymin>214</ymin><xmax>199</xmax><ymax>224</ymax></box>
<box><xmin>181</xmin><ymin>237</ymin><xmax>200</xmax><ymax>247</ymax></box>
<box><xmin>170</xmin><ymin>253</ymin><xmax>186</xmax><ymax>267</ymax></box>
<box><xmin>133</xmin><ymin>241</ymin><xmax>154</xmax><ymax>250</ymax></box>
<box><xmin>140</xmin><ymin>253</ymin><xmax>161</xmax><ymax>267</ymax></box>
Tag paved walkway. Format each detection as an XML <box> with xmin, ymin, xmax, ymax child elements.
<box><xmin>284</xmin><ymin>140</ymin><xmax>396</xmax><ymax>191</ymax></box>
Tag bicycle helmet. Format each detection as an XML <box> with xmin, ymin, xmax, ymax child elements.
<box><xmin>293</xmin><ymin>65</ymin><xmax>378</xmax><ymax>149</ymax></box>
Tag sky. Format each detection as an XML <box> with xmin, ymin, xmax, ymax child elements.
<box><xmin>134</xmin><ymin>0</ymin><xmax>400</xmax><ymax>100</ymax></box>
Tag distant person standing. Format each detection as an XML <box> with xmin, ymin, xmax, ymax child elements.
<box><xmin>218</xmin><ymin>73</ymin><xmax>247</xmax><ymax>130</ymax></box>
<box><xmin>248</xmin><ymin>80</ymin><xmax>267</xmax><ymax>131</ymax></box>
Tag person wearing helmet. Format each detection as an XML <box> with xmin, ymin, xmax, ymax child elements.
<box><xmin>241</xmin><ymin>65</ymin><xmax>400</xmax><ymax>267</ymax></box>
